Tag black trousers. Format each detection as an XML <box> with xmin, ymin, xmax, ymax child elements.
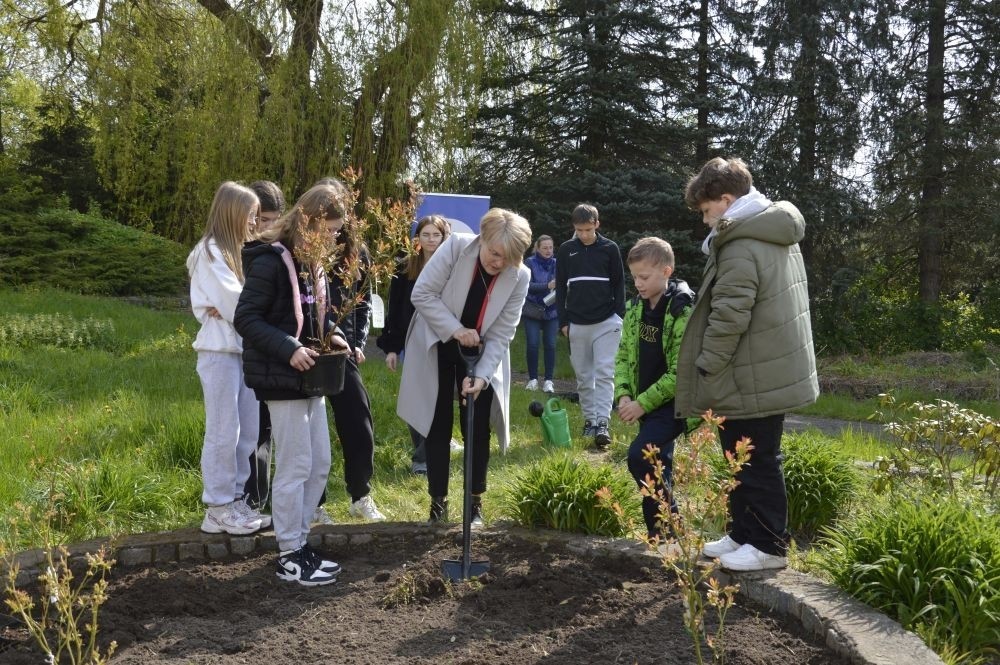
<box><xmin>719</xmin><ymin>414</ymin><xmax>789</xmax><ymax>555</ymax></box>
<box><xmin>324</xmin><ymin>357</ymin><xmax>375</xmax><ymax>503</ymax></box>
<box><xmin>246</xmin><ymin>358</ymin><xmax>375</xmax><ymax>508</ymax></box>
<box><xmin>426</xmin><ymin>342</ymin><xmax>493</xmax><ymax>498</ymax></box>
<box><xmin>243</xmin><ymin>402</ymin><xmax>272</xmax><ymax>508</ymax></box>
<box><xmin>625</xmin><ymin>401</ymin><xmax>686</xmax><ymax>537</ymax></box>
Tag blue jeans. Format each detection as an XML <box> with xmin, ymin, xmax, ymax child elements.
<box><xmin>524</xmin><ymin>316</ymin><xmax>558</xmax><ymax>380</ymax></box>
<box><xmin>626</xmin><ymin>401</ymin><xmax>685</xmax><ymax>537</ymax></box>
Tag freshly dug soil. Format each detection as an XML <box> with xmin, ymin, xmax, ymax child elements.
<box><xmin>3</xmin><ymin>531</ymin><xmax>847</xmax><ymax>664</ymax></box>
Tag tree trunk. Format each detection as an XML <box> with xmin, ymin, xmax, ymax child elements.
<box><xmin>350</xmin><ymin>0</ymin><xmax>454</xmax><ymax>202</ymax></box>
<box><xmin>918</xmin><ymin>0</ymin><xmax>945</xmax><ymax>304</ymax></box>
<box><xmin>695</xmin><ymin>0</ymin><xmax>709</xmax><ymax>164</ymax></box>
<box><xmin>793</xmin><ymin>1</ymin><xmax>818</xmax><ymax>266</ymax></box>
<box><xmin>196</xmin><ymin>0</ymin><xmax>274</xmax><ymax>72</ymax></box>
<box><xmin>794</xmin><ymin>6</ymin><xmax>817</xmax><ymax>180</ymax></box>
<box><xmin>285</xmin><ymin>0</ymin><xmax>324</xmax><ymax>192</ymax></box>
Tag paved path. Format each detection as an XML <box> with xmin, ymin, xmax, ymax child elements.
<box><xmin>785</xmin><ymin>413</ymin><xmax>887</xmax><ymax>440</ymax></box>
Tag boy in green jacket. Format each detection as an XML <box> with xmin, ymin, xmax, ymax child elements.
<box><xmin>614</xmin><ymin>237</ymin><xmax>695</xmax><ymax>541</ymax></box>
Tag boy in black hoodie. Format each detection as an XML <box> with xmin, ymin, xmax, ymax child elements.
<box><xmin>555</xmin><ymin>204</ymin><xmax>626</xmax><ymax>448</ymax></box>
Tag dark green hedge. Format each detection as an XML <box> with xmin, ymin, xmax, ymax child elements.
<box><xmin>0</xmin><ymin>207</ymin><xmax>188</xmax><ymax>296</ymax></box>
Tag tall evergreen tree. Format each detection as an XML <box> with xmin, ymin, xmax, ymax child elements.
<box><xmin>865</xmin><ymin>0</ymin><xmax>1000</xmax><ymax>309</ymax></box>
<box><xmin>722</xmin><ymin>0</ymin><xmax>871</xmax><ymax>289</ymax></box>
<box><xmin>466</xmin><ymin>0</ymin><xmax>699</xmax><ymax>265</ymax></box>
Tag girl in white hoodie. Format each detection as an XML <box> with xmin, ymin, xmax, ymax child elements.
<box><xmin>187</xmin><ymin>181</ymin><xmax>267</xmax><ymax>535</ymax></box>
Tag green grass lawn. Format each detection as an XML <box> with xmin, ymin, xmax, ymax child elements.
<box><xmin>0</xmin><ymin>288</ymin><xmax>644</xmax><ymax>550</ymax></box>
<box><xmin>2</xmin><ymin>287</ymin><xmax>995</xmax><ymax>551</ymax></box>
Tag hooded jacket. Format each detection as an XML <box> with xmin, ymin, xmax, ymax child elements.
<box><xmin>234</xmin><ymin>241</ymin><xmax>344</xmax><ymax>401</ymax></box>
<box><xmin>186</xmin><ymin>238</ymin><xmax>244</xmax><ymax>354</ymax></box>
<box><xmin>675</xmin><ymin>202</ymin><xmax>819</xmax><ymax>418</ymax></box>
<box><xmin>614</xmin><ymin>278</ymin><xmax>695</xmax><ymax>414</ymax></box>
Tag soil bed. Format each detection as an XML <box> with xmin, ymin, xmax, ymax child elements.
<box><xmin>3</xmin><ymin>531</ymin><xmax>847</xmax><ymax>664</ymax></box>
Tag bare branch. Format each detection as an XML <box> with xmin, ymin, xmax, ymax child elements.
<box><xmin>196</xmin><ymin>0</ymin><xmax>275</xmax><ymax>72</ymax></box>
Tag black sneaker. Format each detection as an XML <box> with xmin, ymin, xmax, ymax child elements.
<box><xmin>582</xmin><ymin>419</ymin><xmax>595</xmax><ymax>438</ymax></box>
<box><xmin>470</xmin><ymin>497</ymin><xmax>484</xmax><ymax>530</ymax></box>
<box><xmin>276</xmin><ymin>548</ymin><xmax>337</xmax><ymax>586</ymax></box>
<box><xmin>303</xmin><ymin>544</ymin><xmax>342</xmax><ymax>576</ymax></box>
<box><xmin>429</xmin><ymin>496</ymin><xmax>448</xmax><ymax>523</ymax></box>
<box><xmin>593</xmin><ymin>419</ymin><xmax>611</xmax><ymax>449</ymax></box>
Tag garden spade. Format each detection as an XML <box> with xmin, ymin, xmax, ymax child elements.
<box><xmin>442</xmin><ymin>343</ymin><xmax>491</xmax><ymax>582</ymax></box>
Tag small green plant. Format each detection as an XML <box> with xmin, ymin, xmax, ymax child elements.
<box><xmin>816</xmin><ymin>495</ymin><xmax>1000</xmax><ymax>664</ymax></box>
<box><xmin>502</xmin><ymin>453</ymin><xmax>638</xmax><ymax>536</ymax></box>
<box><xmin>782</xmin><ymin>433</ymin><xmax>859</xmax><ymax>540</ymax></box>
<box><xmin>873</xmin><ymin>394</ymin><xmax>1000</xmax><ymax>499</ymax></box>
<box><xmin>2</xmin><ymin>504</ymin><xmax>118</xmax><ymax>665</ymax></box>
<box><xmin>378</xmin><ymin>570</ymin><xmax>452</xmax><ymax>609</ymax></box>
<box><xmin>4</xmin><ymin>545</ymin><xmax>117</xmax><ymax>665</ymax></box>
<box><xmin>0</xmin><ymin>314</ymin><xmax>121</xmax><ymax>352</ymax></box>
<box><xmin>598</xmin><ymin>411</ymin><xmax>749</xmax><ymax>665</ymax></box>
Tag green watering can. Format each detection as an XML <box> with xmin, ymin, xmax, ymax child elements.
<box><xmin>529</xmin><ymin>397</ymin><xmax>572</xmax><ymax>447</ymax></box>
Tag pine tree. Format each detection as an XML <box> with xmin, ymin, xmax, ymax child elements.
<box><xmin>466</xmin><ymin>0</ymin><xmax>700</xmax><ymax>264</ymax></box>
<box><xmin>722</xmin><ymin>0</ymin><xmax>872</xmax><ymax>292</ymax></box>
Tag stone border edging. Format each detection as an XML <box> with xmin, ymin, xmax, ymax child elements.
<box><xmin>5</xmin><ymin>522</ymin><xmax>943</xmax><ymax>665</ymax></box>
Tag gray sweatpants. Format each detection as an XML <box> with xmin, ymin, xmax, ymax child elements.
<box><xmin>267</xmin><ymin>398</ymin><xmax>331</xmax><ymax>552</ymax></box>
<box><xmin>567</xmin><ymin>314</ymin><xmax>623</xmax><ymax>424</ymax></box>
<box><xmin>196</xmin><ymin>351</ymin><xmax>259</xmax><ymax>506</ymax></box>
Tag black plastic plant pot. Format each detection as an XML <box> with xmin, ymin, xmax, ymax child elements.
<box><xmin>300</xmin><ymin>351</ymin><xmax>347</xmax><ymax>397</ymax></box>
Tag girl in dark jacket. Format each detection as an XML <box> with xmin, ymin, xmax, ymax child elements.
<box><xmin>375</xmin><ymin>214</ymin><xmax>451</xmax><ymax>474</ymax></box>
<box><xmin>522</xmin><ymin>235</ymin><xmax>558</xmax><ymax>393</ymax></box>
<box><xmin>313</xmin><ymin>217</ymin><xmax>386</xmax><ymax>523</ymax></box>
<box><xmin>234</xmin><ymin>182</ymin><xmax>348</xmax><ymax>587</ymax></box>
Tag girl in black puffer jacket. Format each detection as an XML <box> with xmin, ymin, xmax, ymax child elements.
<box><xmin>234</xmin><ymin>182</ymin><xmax>348</xmax><ymax>587</ymax></box>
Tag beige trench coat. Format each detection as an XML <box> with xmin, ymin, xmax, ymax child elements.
<box><xmin>397</xmin><ymin>233</ymin><xmax>530</xmax><ymax>453</ymax></box>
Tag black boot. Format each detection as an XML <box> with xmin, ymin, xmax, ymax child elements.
<box><xmin>470</xmin><ymin>495</ymin><xmax>484</xmax><ymax>530</ymax></box>
<box><xmin>429</xmin><ymin>496</ymin><xmax>448</xmax><ymax>523</ymax></box>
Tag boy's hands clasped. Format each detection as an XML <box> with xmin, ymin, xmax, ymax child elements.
<box><xmin>617</xmin><ymin>396</ymin><xmax>646</xmax><ymax>424</ymax></box>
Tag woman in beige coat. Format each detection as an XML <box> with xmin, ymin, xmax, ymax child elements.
<box><xmin>397</xmin><ymin>209</ymin><xmax>532</xmax><ymax>526</ymax></box>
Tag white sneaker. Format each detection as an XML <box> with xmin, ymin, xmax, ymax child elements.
<box><xmin>702</xmin><ymin>534</ymin><xmax>741</xmax><ymax>559</ymax></box>
<box><xmin>450</xmin><ymin>438</ymin><xmax>464</xmax><ymax>454</ymax></box>
<box><xmin>234</xmin><ymin>498</ymin><xmax>272</xmax><ymax>529</ymax></box>
<box><xmin>525</xmin><ymin>379</ymin><xmax>538</xmax><ymax>391</ymax></box>
<box><xmin>349</xmin><ymin>495</ymin><xmax>386</xmax><ymax>521</ymax></box>
<box><xmin>312</xmin><ymin>506</ymin><xmax>335</xmax><ymax>526</ymax></box>
<box><xmin>718</xmin><ymin>543</ymin><xmax>787</xmax><ymax>572</ymax></box>
<box><xmin>201</xmin><ymin>503</ymin><xmax>262</xmax><ymax>535</ymax></box>
<box><xmin>542</xmin><ymin>380</ymin><xmax>555</xmax><ymax>393</ymax></box>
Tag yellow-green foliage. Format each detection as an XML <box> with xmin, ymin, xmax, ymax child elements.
<box><xmin>0</xmin><ymin>314</ymin><xmax>120</xmax><ymax>351</ymax></box>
